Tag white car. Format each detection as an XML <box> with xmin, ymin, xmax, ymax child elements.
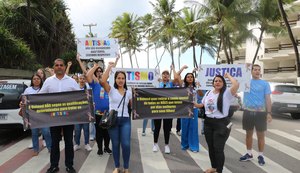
<box><xmin>270</xmin><ymin>83</ymin><xmax>300</xmax><ymax>119</ymax></box>
<box><xmin>0</xmin><ymin>79</ymin><xmax>31</xmax><ymax>128</ymax></box>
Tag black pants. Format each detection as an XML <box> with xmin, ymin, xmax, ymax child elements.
<box><xmin>153</xmin><ymin>119</ymin><xmax>172</xmax><ymax>144</ymax></box>
<box><xmin>204</xmin><ymin>117</ymin><xmax>230</xmax><ymax>173</ymax></box>
<box><xmin>176</xmin><ymin>118</ymin><xmax>181</xmax><ymax>132</ymax></box>
<box><xmin>50</xmin><ymin>125</ymin><xmax>74</xmax><ymax>168</ymax></box>
<box><xmin>95</xmin><ymin>115</ymin><xmax>110</xmax><ymax>151</ymax></box>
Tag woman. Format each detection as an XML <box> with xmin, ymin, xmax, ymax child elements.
<box><xmin>194</xmin><ymin>73</ymin><xmax>239</xmax><ymax>173</ymax></box>
<box><xmin>101</xmin><ymin>62</ymin><xmax>132</xmax><ymax>173</ymax></box>
<box><xmin>181</xmin><ymin>73</ymin><xmax>203</xmax><ymax>152</ymax></box>
<box><xmin>73</xmin><ymin>74</ymin><xmax>92</xmax><ymax>152</ymax></box>
<box><xmin>23</xmin><ymin>74</ymin><xmax>52</xmax><ymax>156</ymax></box>
<box><xmin>37</xmin><ymin>68</ymin><xmax>46</xmax><ymax>81</ymax></box>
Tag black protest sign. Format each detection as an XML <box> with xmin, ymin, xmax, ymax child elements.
<box><xmin>132</xmin><ymin>88</ymin><xmax>194</xmax><ymax>120</ymax></box>
<box><xmin>23</xmin><ymin>89</ymin><xmax>94</xmax><ymax>130</ymax></box>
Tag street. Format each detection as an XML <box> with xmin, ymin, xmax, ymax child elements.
<box><xmin>0</xmin><ymin>111</ymin><xmax>299</xmax><ymax>173</ymax></box>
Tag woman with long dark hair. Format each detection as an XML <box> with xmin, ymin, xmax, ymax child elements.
<box><xmin>194</xmin><ymin>73</ymin><xmax>239</xmax><ymax>173</ymax></box>
<box><xmin>101</xmin><ymin>62</ymin><xmax>132</xmax><ymax>173</ymax></box>
<box><xmin>23</xmin><ymin>73</ymin><xmax>52</xmax><ymax>156</ymax></box>
<box><xmin>181</xmin><ymin>73</ymin><xmax>203</xmax><ymax>152</ymax></box>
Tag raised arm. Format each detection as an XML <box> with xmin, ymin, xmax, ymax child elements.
<box><xmin>172</xmin><ymin>65</ymin><xmax>188</xmax><ymax>86</ymax></box>
<box><xmin>114</xmin><ymin>54</ymin><xmax>120</xmax><ymax>67</ymax></box>
<box><xmin>100</xmin><ymin>62</ymin><xmax>115</xmax><ymax>93</ymax></box>
<box><xmin>86</xmin><ymin>63</ymin><xmax>99</xmax><ymax>84</ymax></box>
<box><xmin>224</xmin><ymin>72</ymin><xmax>239</xmax><ymax>95</ymax></box>
<box><xmin>65</xmin><ymin>61</ymin><xmax>72</xmax><ymax>75</ymax></box>
<box><xmin>76</xmin><ymin>54</ymin><xmax>88</xmax><ymax>74</ymax></box>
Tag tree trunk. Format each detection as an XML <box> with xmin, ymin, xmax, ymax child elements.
<box><xmin>221</xmin><ymin>28</ymin><xmax>231</xmax><ymax>64</ymax></box>
<box><xmin>252</xmin><ymin>28</ymin><xmax>265</xmax><ymax>64</ymax></box>
<box><xmin>134</xmin><ymin>53</ymin><xmax>139</xmax><ymax>68</ymax></box>
<box><xmin>119</xmin><ymin>47</ymin><xmax>123</xmax><ymax>68</ymax></box>
<box><xmin>278</xmin><ymin>0</ymin><xmax>300</xmax><ymax>77</ymax></box>
<box><xmin>147</xmin><ymin>33</ymin><xmax>150</xmax><ymax>69</ymax></box>
<box><xmin>154</xmin><ymin>43</ymin><xmax>160</xmax><ymax>71</ymax></box>
<box><xmin>216</xmin><ymin>38</ymin><xmax>222</xmax><ymax>64</ymax></box>
<box><xmin>199</xmin><ymin>47</ymin><xmax>203</xmax><ymax>65</ymax></box>
<box><xmin>169</xmin><ymin>41</ymin><xmax>175</xmax><ymax>70</ymax></box>
<box><xmin>227</xmin><ymin>35</ymin><xmax>233</xmax><ymax>64</ymax></box>
<box><xmin>192</xmin><ymin>44</ymin><xmax>198</xmax><ymax>68</ymax></box>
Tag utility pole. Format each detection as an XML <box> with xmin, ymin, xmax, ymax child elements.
<box><xmin>83</xmin><ymin>23</ymin><xmax>97</xmax><ymax>37</ymax></box>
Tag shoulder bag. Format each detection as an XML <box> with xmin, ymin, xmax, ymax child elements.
<box><xmin>99</xmin><ymin>91</ymin><xmax>126</xmax><ymax>129</ymax></box>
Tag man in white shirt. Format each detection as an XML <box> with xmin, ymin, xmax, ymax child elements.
<box><xmin>40</xmin><ymin>59</ymin><xmax>80</xmax><ymax>173</ymax></box>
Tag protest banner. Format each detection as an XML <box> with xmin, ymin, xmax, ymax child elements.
<box><xmin>77</xmin><ymin>37</ymin><xmax>119</xmax><ymax>60</ymax></box>
<box><xmin>132</xmin><ymin>88</ymin><xmax>194</xmax><ymax>120</ymax></box>
<box><xmin>197</xmin><ymin>64</ymin><xmax>252</xmax><ymax>92</ymax></box>
<box><xmin>109</xmin><ymin>68</ymin><xmax>160</xmax><ymax>88</ymax></box>
<box><xmin>22</xmin><ymin>89</ymin><xmax>94</xmax><ymax>130</ymax></box>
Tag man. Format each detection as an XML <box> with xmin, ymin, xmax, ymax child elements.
<box><xmin>239</xmin><ymin>64</ymin><xmax>272</xmax><ymax>166</ymax></box>
<box><xmin>86</xmin><ymin>63</ymin><xmax>112</xmax><ymax>156</ymax></box>
<box><xmin>39</xmin><ymin>59</ymin><xmax>80</xmax><ymax>173</ymax></box>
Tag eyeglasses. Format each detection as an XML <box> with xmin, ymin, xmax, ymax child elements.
<box><xmin>54</xmin><ymin>64</ymin><xmax>64</xmax><ymax>67</ymax></box>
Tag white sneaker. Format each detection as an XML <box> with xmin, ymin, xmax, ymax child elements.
<box><xmin>142</xmin><ymin>132</ymin><xmax>146</xmax><ymax>136</ymax></box>
<box><xmin>176</xmin><ymin>131</ymin><xmax>181</xmax><ymax>136</ymax></box>
<box><xmin>152</xmin><ymin>143</ymin><xmax>159</xmax><ymax>152</ymax></box>
<box><xmin>28</xmin><ymin>143</ymin><xmax>33</xmax><ymax>149</ymax></box>
<box><xmin>85</xmin><ymin>144</ymin><xmax>92</xmax><ymax>151</ymax></box>
<box><xmin>42</xmin><ymin>140</ymin><xmax>46</xmax><ymax>147</ymax></box>
<box><xmin>73</xmin><ymin>144</ymin><xmax>80</xmax><ymax>151</ymax></box>
<box><xmin>165</xmin><ymin>145</ymin><xmax>170</xmax><ymax>154</ymax></box>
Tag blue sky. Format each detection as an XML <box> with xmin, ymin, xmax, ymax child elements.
<box><xmin>64</xmin><ymin>0</ymin><xmax>215</xmax><ymax>74</ymax></box>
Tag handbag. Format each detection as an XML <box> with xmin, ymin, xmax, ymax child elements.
<box><xmin>198</xmin><ymin>107</ymin><xmax>206</xmax><ymax>119</ymax></box>
<box><xmin>99</xmin><ymin>91</ymin><xmax>126</xmax><ymax>129</ymax></box>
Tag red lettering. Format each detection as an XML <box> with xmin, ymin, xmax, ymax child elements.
<box><xmin>135</xmin><ymin>72</ymin><xmax>140</xmax><ymax>80</ymax></box>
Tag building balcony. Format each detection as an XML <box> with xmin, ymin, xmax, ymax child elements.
<box><xmin>264</xmin><ymin>65</ymin><xmax>296</xmax><ymax>74</ymax></box>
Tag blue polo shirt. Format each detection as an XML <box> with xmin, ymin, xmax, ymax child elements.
<box><xmin>89</xmin><ymin>80</ymin><xmax>109</xmax><ymax>113</ymax></box>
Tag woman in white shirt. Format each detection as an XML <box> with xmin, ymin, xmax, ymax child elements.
<box><xmin>23</xmin><ymin>74</ymin><xmax>52</xmax><ymax>156</ymax></box>
<box><xmin>101</xmin><ymin>62</ymin><xmax>132</xmax><ymax>173</ymax></box>
<box><xmin>194</xmin><ymin>73</ymin><xmax>239</xmax><ymax>173</ymax></box>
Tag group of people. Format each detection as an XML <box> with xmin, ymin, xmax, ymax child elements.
<box><xmin>20</xmin><ymin>53</ymin><xmax>272</xmax><ymax>173</ymax></box>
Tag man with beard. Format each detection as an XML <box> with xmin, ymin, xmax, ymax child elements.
<box><xmin>39</xmin><ymin>59</ymin><xmax>80</xmax><ymax>173</ymax></box>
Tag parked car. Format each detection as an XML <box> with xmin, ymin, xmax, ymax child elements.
<box><xmin>0</xmin><ymin>79</ymin><xmax>30</xmax><ymax>128</ymax></box>
<box><xmin>270</xmin><ymin>83</ymin><xmax>300</xmax><ymax>119</ymax></box>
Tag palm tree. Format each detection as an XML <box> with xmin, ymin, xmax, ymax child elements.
<box><xmin>201</xmin><ymin>0</ymin><xmax>253</xmax><ymax>64</ymax></box>
<box><xmin>150</xmin><ymin>0</ymin><xmax>179</xmax><ymax>68</ymax></box>
<box><xmin>140</xmin><ymin>13</ymin><xmax>153</xmax><ymax>69</ymax></box>
<box><xmin>251</xmin><ymin>0</ymin><xmax>283</xmax><ymax>64</ymax></box>
<box><xmin>277</xmin><ymin>0</ymin><xmax>300</xmax><ymax>78</ymax></box>
<box><xmin>110</xmin><ymin>12</ymin><xmax>141</xmax><ymax>68</ymax></box>
<box><xmin>177</xmin><ymin>6</ymin><xmax>217</xmax><ymax>68</ymax></box>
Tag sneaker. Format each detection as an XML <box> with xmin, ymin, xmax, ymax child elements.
<box><xmin>142</xmin><ymin>132</ymin><xmax>146</xmax><ymax>136</ymax></box>
<box><xmin>89</xmin><ymin>137</ymin><xmax>95</xmax><ymax>141</ymax></box>
<box><xmin>164</xmin><ymin>145</ymin><xmax>170</xmax><ymax>154</ymax></box>
<box><xmin>176</xmin><ymin>131</ymin><xmax>181</xmax><ymax>136</ymax></box>
<box><xmin>42</xmin><ymin>140</ymin><xmax>46</xmax><ymax>147</ymax></box>
<box><xmin>97</xmin><ymin>149</ymin><xmax>103</xmax><ymax>156</ymax></box>
<box><xmin>152</xmin><ymin>144</ymin><xmax>159</xmax><ymax>152</ymax></box>
<box><xmin>239</xmin><ymin>153</ymin><xmax>253</xmax><ymax>161</ymax></box>
<box><xmin>85</xmin><ymin>144</ymin><xmax>92</xmax><ymax>151</ymax></box>
<box><xmin>66</xmin><ymin>166</ymin><xmax>76</xmax><ymax>173</ymax></box>
<box><xmin>28</xmin><ymin>143</ymin><xmax>33</xmax><ymax>149</ymax></box>
<box><xmin>73</xmin><ymin>144</ymin><xmax>80</xmax><ymax>151</ymax></box>
<box><xmin>104</xmin><ymin>148</ymin><xmax>112</xmax><ymax>155</ymax></box>
<box><xmin>258</xmin><ymin>155</ymin><xmax>265</xmax><ymax>166</ymax></box>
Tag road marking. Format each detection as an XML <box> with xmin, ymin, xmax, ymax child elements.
<box><xmin>268</xmin><ymin>129</ymin><xmax>300</xmax><ymax>143</ymax></box>
<box><xmin>236</xmin><ymin>129</ymin><xmax>300</xmax><ymax>160</ymax></box>
<box><xmin>227</xmin><ymin>135</ymin><xmax>292</xmax><ymax>173</ymax></box>
<box><xmin>137</xmin><ymin>128</ymin><xmax>171</xmax><ymax>173</ymax></box>
<box><xmin>79</xmin><ymin>142</ymin><xmax>110</xmax><ymax>173</ymax></box>
<box><xmin>14</xmin><ymin>141</ymin><xmax>65</xmax><ymax>173</ymax></box>
<box><xmin>0</xmin><ymin>137</ymin><xmax>31</xmax><ymax>166</ymax></box>
<box><xmin>172</xmin><ymin>128</ymin><xmax>232</xmax><ymax>173</ymax></box>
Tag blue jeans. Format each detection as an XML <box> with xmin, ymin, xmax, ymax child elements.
<box><xmin>108</xmin><ymin>117</ymin><xmax>131</xmax><ymax>169</ymax></box>
<box><xmin>89</xmin><ymin>122</ymin><xmax>96</xmax><ymax>139</ymax></box>
<box><xmin>31</xmin><ymin>127</ymin><xmax>51</xmax><ymax>152</ymax></box>
<box><xmin>74</xmin><ymin>123</ymin><xmax>90</xmax><ymax>145</ymax></box>
<box><xmin>142</xmin><ymin>119</ymin><xmax>154</xmax><ymax>133</ymax></box>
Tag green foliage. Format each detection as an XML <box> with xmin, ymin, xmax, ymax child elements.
<box><xmin>0</xmin><ymin>26</ymin><xmax>39</xmax><ymax>70</ymax></box>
